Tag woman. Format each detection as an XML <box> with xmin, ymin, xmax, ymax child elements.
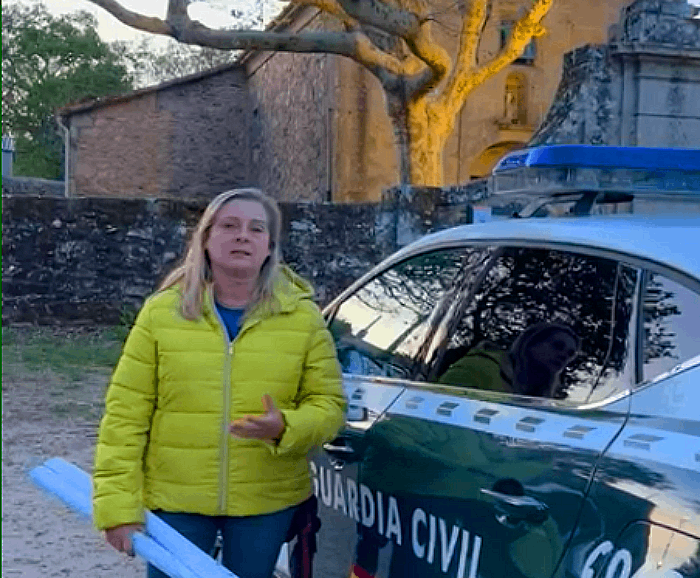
<box><xmin>93</xmin><ymin>188</ymin><xmax>346</xmax><ymax>578</ymax></box>
<box><xmin>439</xmin><ymin>322</ymin><xmax>579</xmax><ymax>398</ymax></box>
<box><xmin>505</xmin><ymin>322</ymin><xmax>580</xmax><ymax>397</ymax></box>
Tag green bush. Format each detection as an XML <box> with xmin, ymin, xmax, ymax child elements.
<box><xmin>113</xmin><ymin>303</ymin><xmax>139</xmax><ymax>344</ymax></box>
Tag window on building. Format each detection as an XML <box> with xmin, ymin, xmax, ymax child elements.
<box><xmin>500</xmin><ymin>22</ymin><xmax>537</xmax><ymax>65</ymax></box>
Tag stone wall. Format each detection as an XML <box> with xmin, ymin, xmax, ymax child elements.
<box><xmin>5</xmin><ymin>169</ymin><xmax>697</xmax><ymax>325</ymax></box>
<box><xmin>1</xmin><ymin>195</ymin><xmax>393</xmax><ymax>325</ymax></box>
<box><xmin>160</xmin><ymin>68</ymin><xmax>252</xmax><ymax>198</ymax></box>
<box><xmin>3</xmin><ymin>196</ymin><xmax>190</xmax><ymax>324</ymax></box>
<box><xmin>2</xmin><ymin>176</ymin><xmax>65</xmax><ymax>197</ymax></box>
<box><xmin>616</xmin><ymin>0</ymin><xmax>700</xmax><ymax>46</ymax></box>
<box><xmin>281</xmin><ymin>202</ymin><xmax>389</xmax><ymax>304</ymax></box>
<box><xmin>530</xmin><ymin>45</ymin><xmax>622</xmax><ymax>146</ymax></box>
<box><xmin>2</xmin><ymin>182</ymin><xmax>488</xmax><ymax>325</ymax></box>
<box><xmin>247</xmin><ymin>51</ymin><xmax>335</xmax><ymax>202</ymax></box>
<box><xmin>69</xmin><ymin>93</ymin><xmax>174</xmax><ymax>198</ymax></box>
<box><xmin>532</xmin><ymin>0</ymin><xmax>700</xmax><ymax>147</ymax></box>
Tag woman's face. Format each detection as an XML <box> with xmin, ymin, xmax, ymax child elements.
<box><xmin>527</xmin><ymin>331</ymin><xmax>578</xmax><ymax>374</ymax></box>
<box><xmin>205</xmin><ymin>199</ymin><xmax>271</xmax><ymax>279</ymax></box>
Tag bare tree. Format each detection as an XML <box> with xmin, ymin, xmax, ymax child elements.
<box><xmin>112</xmin><ymin>37</ymin><xmax>238</xmax><ymax>87</ymax></box>
<box><xmin>88</xmin><ymin>0</ymin><xmax>553</xmax><ymax>186</ymax></box>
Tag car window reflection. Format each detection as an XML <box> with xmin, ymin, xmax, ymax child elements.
<box><xmin>430</xmin><ymin>248</ymin><xmax>639</xmax><ymax>403</ymax></box>
<box><xmin>438</xmin><ymin>323</ymin><xmax>580</xmax><ymax>398</ymax></box>
<box><xmin>329</xmin><ymin>249</ymin><xmax>474</xmax><ymax>379</ymax></box>
<box><xmin>642</xmin><ymin>272</ymin><xmax>700</xmax><ymax>382</ymax></box>
<box><xmin>329</xmin><ymin>245</ymin><xmax>642</xmax><ymax>404</ymax></box>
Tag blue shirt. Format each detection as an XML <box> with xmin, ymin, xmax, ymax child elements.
<box><xmin>215</xmin><ymin>302</ymin><xmax>245</xmax><ymax>342</ymax></box>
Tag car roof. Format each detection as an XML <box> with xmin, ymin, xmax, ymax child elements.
<box><xmin>395</xmin><ymin>215</ymin><xmax>700</xmax><ymax>281</ymax></box>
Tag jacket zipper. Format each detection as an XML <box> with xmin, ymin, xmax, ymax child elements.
<box><xmin>218</xmin><ymin>339</ymin><xmax>233</xmax><ymax>514</ymax></box>
<box><xmin>212</xmin><ymin>300</ymin><xmax>264</xmax><ymax>515</ymax></box>
<box><xmin>211</xmin><ymin>297</ymin><xmax>235</xmax><ymax>516</ymax></box>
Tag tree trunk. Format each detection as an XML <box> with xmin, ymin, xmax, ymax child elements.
<box><xmin>386</xmin><ymin>92</ymin><xmax>412</xmax><ymax>186</ymax></box>
<box><xmin>408</xmin><ymin>103</ymin><xmax>446</xmax><ymax>187</ymax></box>
<box><xmin>386</xmin><ymin>93</ymin><xmax>455</xmax><ymax>187</ymax></box>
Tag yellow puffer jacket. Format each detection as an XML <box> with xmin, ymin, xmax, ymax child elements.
<box><xmin>93</xmin><ymin>266</ymin><xmax>345</xmax><ymax>530</ymax></box>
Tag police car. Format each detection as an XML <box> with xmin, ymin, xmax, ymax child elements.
<box><xmin>304</xmin><ymin>146</ymin><xmax>700</xmax><ymax>578</ymax></box>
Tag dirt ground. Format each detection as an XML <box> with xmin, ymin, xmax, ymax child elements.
<box><xmin>1</xmin><ymin>328</ymin><xmax>348</xmax><ymax>578</ymax></box>
<box><xmin>2</xmin><ymin>341</ymin><xmax>146</xmax><ymax>577</ymax></box>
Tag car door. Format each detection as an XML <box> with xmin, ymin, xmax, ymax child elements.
<box><xmin>319</xmin><ymin>243</ymin><xmax>641</xmax><ymax>578</ymax></box>
<box><xmin>310</xmin><ymin>247</ymin><xmax>474</xmax><ymax>578</ymax></box>
<box><xmin>578</xmin><ymin>270</ymin><xmax>700</xmax><ymax>578</ymax></box>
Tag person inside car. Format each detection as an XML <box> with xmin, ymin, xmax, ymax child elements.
<box><xmin>438</xmin><ymin>322</ymin><xmax>580</xmax><ymax>398</ymax></box>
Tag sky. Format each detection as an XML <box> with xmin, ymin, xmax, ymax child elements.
<box><xmin>10</xmin><ymin>0</ymin><xmax>281</xmax><ymax>47</ymax></box>
<box><xmin>9</xmin><ymin>0</ymin><xmax>700</xmax><ymax>46</ymax></box>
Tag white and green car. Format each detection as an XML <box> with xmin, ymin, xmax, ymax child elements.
<box><xmin>305</xmin><ymin>146</ymin><xmax>700</xmax><ymax>578</ymax></box>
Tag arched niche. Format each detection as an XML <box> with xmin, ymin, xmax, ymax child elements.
<box><xmin>469</xmin><ymin>141</ymin><xmax>526</xmax><ymax>179</ymax></box>
<box><xmin>504</xmin><ymin>72</ymin><xmax>528</xmax><ymax>125</ymax></box>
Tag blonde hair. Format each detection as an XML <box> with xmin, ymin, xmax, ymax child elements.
<box><xmin>159</xmin><ymin>188</ymin><xmax>283</xmax><ymax>320</ymax></box>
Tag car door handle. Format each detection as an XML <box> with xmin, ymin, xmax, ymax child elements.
<box><xmin>480</xmin><ymin>488</ymin><xmax>549</xmax><ymax>526</ymax></box>
<box><xmin>323</xmin><ymin>437</ymin><xmax>360</xmax><ymax>470</ymax></box>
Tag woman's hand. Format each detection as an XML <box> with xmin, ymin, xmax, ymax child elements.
<box><xmin>105</xmin><ymin>523</ymin><xmax>143</xmax><ymax>556</ymax></box>
<box><xmin>229</xmin><ymin>394</ymin><xmax>285</xmax><ymax>442</ymax></box>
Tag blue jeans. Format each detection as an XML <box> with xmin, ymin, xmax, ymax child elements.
<box><xmin>147</xmin><ymin>506</ymin><xmax>298</xmax><ymax>578</ymax></box>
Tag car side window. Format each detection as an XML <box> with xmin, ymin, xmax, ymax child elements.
<box><xmin>328</xmin><ymin>248</ymin><xmax>480</xmax><ymax>379</ymax></box>
<box><xmin>642</xmin><ymin>272</ymin><xmax>700</xmax><ymax>383</ymax></box>
<box><xmin>430</xmin><ymin>247</ymin><xmax>639</xmax><ymax>404</ymax></box>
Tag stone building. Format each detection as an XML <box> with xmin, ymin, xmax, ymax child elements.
<box><xmin>532</xmin><ymin>0</ymin><xmax>700</xmax><ymax>147</ymax></box>
<box><xmin>58</xmin><ymin>0</ymin><xmax>695</xmax><ymax>202</ymax></box>
<box><xmin>331</xmin><ymin>0</ymin><xmax>632</xmax><ymax>201</ymax></box>
<box><xmin>57</xmin><ymin>66</ymin><xmax>251</xmax><ymax>199</ymax></box>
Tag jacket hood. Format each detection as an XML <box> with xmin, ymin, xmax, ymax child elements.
<box><xmin>275</xmin><ymin>264</ymin><xmax>315</xmax><ymax>310</ymax></box>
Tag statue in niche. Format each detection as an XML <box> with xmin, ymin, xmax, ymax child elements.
<box><xmin>504</xmin><ymin>74</ymin><xmax>526</xmax><ymax>125</ymax></box>
<box><xmin>505</xmin><ymin>88</ymin><xmax>519</xmax><ymax>123</ymax></box>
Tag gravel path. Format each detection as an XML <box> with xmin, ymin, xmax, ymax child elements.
<box><xmin>2</xmin><ymin>366</ymin><xmax>146</xmax><ymax>578</ymax></box>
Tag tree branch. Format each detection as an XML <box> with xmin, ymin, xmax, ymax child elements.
<box><xmin>335</xmin><ymin>0</ymin><xmax>421</xmax><ymax>38</ymax></box>
<box><xmin>88</xmin><ymin>0</ymin><xmax>432</xmax><ymax>81</ymax></box>
<box><xmin>293</xmin><ymin>0</ymin><xmax>357</xmax><ymax>28</ymax></box>
<box><xmin>335</xmin><ymin>0</ymin><xmax>450</xmax><ymax>97</ymax></box>
<box><xmin>87</xmin><ymin>0</ymin><xmax>173</xmax><ymax>35</ymax></box>
<box><xmin>166</xmin><ymin>0</ymin><xmax>187</xmax><ymax>21</ymax></box>
<box><xmin>402</xmin><ymin>22</ymin><xmax>451</xmax><ymax>98</ymax></box>
<box><xmin>458</xmin><ymin>0</ymin><xmax>490</xmax><ymax>69</ymax></box>
<box><xmin>354</xmin><ymin>34</ymin><xmax>419</xmax><ymax>77</ymax></box>
<box><xmin>440</xmin><ymin>0</ymin><xmax>553</xmax><ymax>116</ymax></box>
<box><xmin>166</xmin><ymin>0</ymin><xmax>188</xmax><ymax>38</ymax></box>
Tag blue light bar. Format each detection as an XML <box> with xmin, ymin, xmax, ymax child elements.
<box><xmin>494</xmin><ymin>145</ymin><xmax>700</xmax><ymax>172</ymax></box>
<box><xmin>491</xmin><ymin>145</ymin><xmax>700</xmax><ymax>197</ymax></box>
